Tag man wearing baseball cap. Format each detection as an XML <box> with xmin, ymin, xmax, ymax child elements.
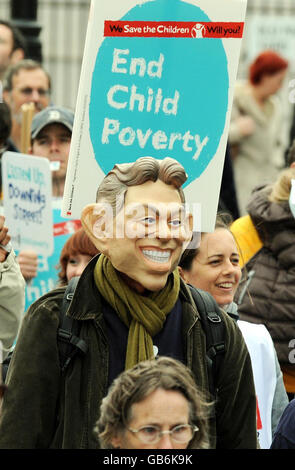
<box><xmin>29</xmin><ymin>105</ymin><xmax>74</xmax><ymax>198</ymax></box>
<box><xmin>16</xmin><ymin>105</ymin><xmax>81</xmax><ymax>311</ymax></box>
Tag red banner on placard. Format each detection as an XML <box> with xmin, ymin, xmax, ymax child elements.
<box><xmin>104</xmin><ymin>21</ymin><xmax>244</xmax><ymax>38</ymax></box>
<box><xmin>53</xmin><ymin>220</ymin><xmax>81</xmax><ymax>237</ymax></box>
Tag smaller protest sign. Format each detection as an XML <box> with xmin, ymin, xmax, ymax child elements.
<box><xmin>2</xmin><ymin>151</ymin><xmax>53</xmax><ymax>257</ymax></box>
<box><xmin>62</xmin><ymin>0</ymin><xmax>247</xmax><ymax>232</ymax></box>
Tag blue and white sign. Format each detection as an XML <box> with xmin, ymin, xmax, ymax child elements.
<box><xmin>62</xmin><ymin>0</ymin><xmax>247</xmax><ymax>231</ymax></box>
<box><xmin>2</xmin><ymin>151</ymin><xmax>53</xmax><ymax>257</ymax></box>
<box><xmin>24</xmin><ymin>200</ymin><xmax>81</xmax><ymax>311</ymax></box>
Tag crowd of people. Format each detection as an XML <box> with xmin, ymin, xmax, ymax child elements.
<box><xmin>1</xmin><ymin>18</ymin><xmax>295</xmax><ymax>450</ymax></box>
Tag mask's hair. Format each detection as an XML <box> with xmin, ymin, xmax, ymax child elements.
<box><xmin>96</xmin><ymin>156</ymin><xmax>187</xmax><ymax>214</ymax></box>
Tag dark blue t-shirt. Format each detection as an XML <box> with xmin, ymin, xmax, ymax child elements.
<box><xmin>103</xmin><ymin>297</ymin><xmax>184</xmax><ymax>387</ymax></box>
<box><xmin>271</xmin><ymin>398</ymin><xmax>295</xmax><ymax>449</ymax></box>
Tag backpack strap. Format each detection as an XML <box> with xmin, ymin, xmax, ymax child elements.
<box><xmin>188</xmin><ymin>285</ymin><xmax>226</xmax><ymax>398</ymax></box>
<box><xmin>57</xmin><ymin>276</ymin><xmax>88</xmax><ymax>373</ymax></box>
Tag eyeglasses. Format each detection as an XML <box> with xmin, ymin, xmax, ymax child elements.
<box><xmin>127</xmin><ymin>424</ymin><xmax>199</xmax><ymax>444</ymax></box>
<box><xmin>18</xmin><ymin>87</ymin><xmax>50</xmax><ymax>97</ymax></box>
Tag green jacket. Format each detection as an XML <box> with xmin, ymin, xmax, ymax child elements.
<box><xmin>0</xmin><ymin>256</ymin><xmax>257</xmax><ymax>449</ymax></box>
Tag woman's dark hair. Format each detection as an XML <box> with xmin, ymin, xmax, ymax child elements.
<box><xmin>249</xmin><ymin>50</ymin><xmax>288</xmax><ymax>85</ymax></box>
<box><xmin>179</xmin><ymin>213</ymin><xmax>233</xmax><ymax>271</ymax></box>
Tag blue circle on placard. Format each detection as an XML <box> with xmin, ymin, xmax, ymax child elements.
<box><xmin>89</xmin><ymin>0</ymin><xmax>228</xmax><ymax>186</ymax></box>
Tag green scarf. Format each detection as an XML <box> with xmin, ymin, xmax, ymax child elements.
<box><xmin>94</xmin><ymin>254</ymin><xmax>180</xmax><ymax>370</ymax></box>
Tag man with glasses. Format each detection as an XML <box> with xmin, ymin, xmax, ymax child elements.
<box><xmin>2</xmin><ymin>59</ymin><xmax>51</xmax><ymax>152</ymax></box>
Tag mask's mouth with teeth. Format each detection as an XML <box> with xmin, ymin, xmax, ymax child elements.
<box><xmin>141</xmin><ymin>248</ymin><xmax>171</xmax><ymax>264</ymax></box>
<box><xmin>217</xmin><ymin>282</ymin><xmax>234</xmax><ymax>288</ymax></box>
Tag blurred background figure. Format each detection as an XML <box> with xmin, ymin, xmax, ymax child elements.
<box><xmin>0</xmin><ymin>102</ymin><xmax>12</xmax><ymax>198</ymax></box>
<box><xmin>228</xmin><ymin>50</ymin><xmax>288</xmax><ymax>215</ymax></box>
<box><xmin>0</xmin><ymin>20</ymin><xmax>27</xmax><ymax>80</ymax></box>
<box><xmin>15</xmin><ymin>105</ymin><xmax>82</xmax><ymax>311</ymax></box>
<box><xmin>234</xmin><ymin>167</ymin><xmax>295</xmax><ymax>401</ymax></box>
<box><xmin>57</xmin><ymin>227</ymin><xmax>99</xmax><ymax>286</ymax></box>
<box><xmin>0</xmin><ymin>339</ymin><xmax>7</xmax><ymax>407</ymax></box>
<box><xmin>2</xmin><ymin>59</ymin><xmax>51</xmax><ymax>152</ymax></box>
<box><xmin>178</xmin><ymin>215</ymin><xmax>288</xmax><ymax>448</ymax></box>
<box><xmin>0</xmin><ymin>215</ymin><xmax>25</xmax><ymax>363</ymax></box>
<box><xmin>95</xmin><ymin>356</ymin><xmax>210</xmax><ymax>450</ymax></box>
<box><xmin>218</xmin><ymin>144</ymin><xmax>240</xmax><ymax>221</ymax></box>
<box><xmin>231</xmin><ymin>139</ymin><xmax>295</xmax><ymax>268</ymax></box>
<box><xmin>29</xmin><ymin>105</ymin><xmax>73</xmax><ymax>197</ymax></box>
<box><xmin>271</xmin><ymin>397</ymin><xmax>295</xmax><ymax>449</ymax></box>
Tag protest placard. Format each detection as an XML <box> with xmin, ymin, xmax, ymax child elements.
<box><xmin>2</xmin><ymin>151</ymin><xmax>53</xmax><ymax>257</ymax></box>
<box><xmin>24</xmin><ymin>199</ymin><xmax>81</xmax><ymax>311</ymax></box>
<box><xmin>62</xmin><ymin>0</ymin><xmax>247</xmax><ymax>231</ymax></box>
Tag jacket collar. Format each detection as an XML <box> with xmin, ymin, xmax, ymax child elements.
<box><xmin>67</xmin><ymin>254</ymin><xmax>103</xmax><ymax>320</ymax></box>
<box><xmin>67</xmin><ymin>254</ymin><xmax>199</xmax><ymax>323</ymax></box>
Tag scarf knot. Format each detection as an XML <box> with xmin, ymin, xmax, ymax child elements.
<box><xmin>94</xmin><ymin>254</ymin><xmax>180</xmax><ymax>369</ymax></box>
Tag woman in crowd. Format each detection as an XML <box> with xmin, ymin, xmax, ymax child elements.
<box><xmin>178</xmin><ymin>215</ymin><xmax>288</xmax><ymax>449</ymax></box>
<box><xmin>57</xmin><ymin>227</ymin><xmax>98</xmax><ymax>286</ymax></box>
<box><xmin>95</xmin><ymin>356</ymin><xmax>210</xmax><ymax>449</ymax></box>
<box><xmin>234</xmin><ymin>167</ymin><xmax>295</xmax><ymax>400</ymax></box>
<box><xmin>228</xmin><ymin>50</ymin><xmax>288</xmax><ymax>215</ymax></box>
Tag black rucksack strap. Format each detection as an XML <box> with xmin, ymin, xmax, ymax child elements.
<box><xmin>188</xmin><ymin>285</ymin><xmax>226</xmax><ymax>397</ymax></box>
<box><xmin>57</xmin><ymin>276</ymin><xmax>88</xmax><ymax>373</ymax></box>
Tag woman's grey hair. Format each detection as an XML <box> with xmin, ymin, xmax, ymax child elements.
<box><xmin>94</xmin><ymin>356</ymin><xmax>210</xmax><ymax>449</ymax></box>
<box><xmin>96</xmin><ymin>156</ymin><xmax>187</xmax><ymax>214</ymax></box>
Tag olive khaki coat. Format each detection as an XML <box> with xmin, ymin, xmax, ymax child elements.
<box><xmin>0</xmin><ymin>256</ymin><xmax>257</xmax><ymax>449</ymax></box>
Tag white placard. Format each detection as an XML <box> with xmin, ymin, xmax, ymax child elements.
<box><xmin>62</xmin><ymin>0</ymin><xmax>247</xmax><ymax>232</ymax></box>
<box><xmin>245</xmin><ymin>15</ymin><xmax>295</xmax><ymax>69</ymax></box>
<box><xmin>2</xmin><ymin>151</ymin><xmax>53</xmax><ymax>257</ymax></box>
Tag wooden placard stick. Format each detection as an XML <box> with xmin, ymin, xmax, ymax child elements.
<box><xmin>20</xmin><ymin>102</ymin><xmax>35</xmax><ymax>154</ymax></box>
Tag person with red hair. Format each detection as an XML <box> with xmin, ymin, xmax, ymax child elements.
<box><xmin>229</xmin><ymin>50</ymin><xmax>288</xmax><ymax>215</ymax></box>
<box><xmin>57</xmin><ymin>227</ymin><xmax>99</xmax><ymax>286</ymax></box>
